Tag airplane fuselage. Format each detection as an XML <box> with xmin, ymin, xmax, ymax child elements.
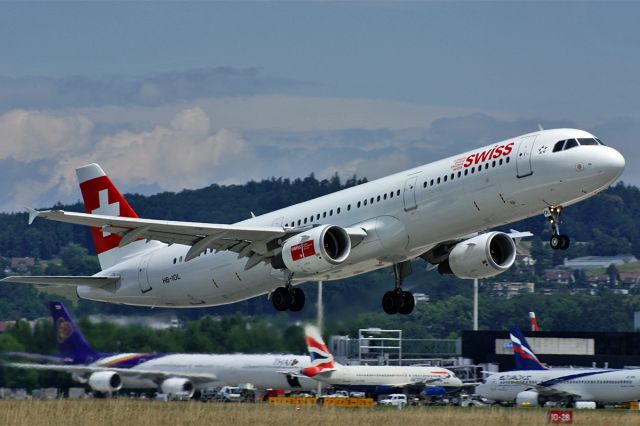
<box><xmin>477</xmin><ymin>368</ymin><xmax>640</xmax><ymax>403</ymax></box>
<box><xmin>79</xmin><ymin>128</ymin><xmax>625</xmax><ymax>307</ymax></box>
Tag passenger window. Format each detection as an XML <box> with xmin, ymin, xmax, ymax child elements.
<box><xmin>347</xmin><ymin>204</ymin><xmax>351</xmax><ymax>211</ymax></box>
<box><xmin>179</xmin><ymin>256</ymin><xmax>183</xmax><ymax>262</ymax></box>
<box><xmin>397</xmin><ymin>189</ymin><xmax>400</xmax><ymax>196</ymax></box>
<box><xmin>297</xmin><ymin>219</ymin><xmax>301</xmax><ymax>226</ymax></box>
<box><xmin>492</xmin><ymin>161</ymin><xmax>496</xmax><ymax>167</ymax></box>
<box><xmin>357</xmin><ymin>202</ymin><xmax>361</xmax><ymax>208</ymax></box>
<box><xmin>457</xmin><ymin>171</ymin><xmax>462</xmax><ymax>178</ymax></box>
<box><xmin>553</xmin><ymin>140</ymin><xmax>565</xmax><ymax>152</ymax></box>
<box><xmin>423</xmin><ymin>181</ymin><xmax>427</xmax><ymax>188</ymax></box>
<box><xmin>506</xmin><ymin>157</ymin><xmax>510</xmax><ymax>163</ymax></box>
<box><xmin>464</xmin><ymin>169</ymin><xmax>468</xmax><ymax>176</ymax></box>
<box><xmin>329</xmin><ymin>209</ymin><xmax>333</xmax><ymax>216</ymax></box>
<box><xmin>471</xmin><ymin>167</ymin><xmax>475</xmax><ymax>174</ymax></box>
<box><xmin>383</xmin><ymin>194</ymin><xmax>387</xmax><ymax>200</ymax></box>
<box><xmin>377</xmin><ymin>195</ymin><xmax>381</xmax><ymax>202</ymax></box>
<box><xmin>323</xmin><ymin>212</ymin><xmax>327</xmax><ymax>218</ymax></box>
<box><xmin>173</xmin><ymin>258</ymin><xmax>176</xmax><ymax>264</ymax></box>
<box><xmin>370</xmin><ymin>197</ymin><xmax>374</xmax><ymax>204</ymax></box>
<box><xmin>564</xmin><ymin>138</ymin><xmax>579</xmax><ymax>150</ymax></box>
<box><xmin>337</xmin><ymin>207</ymin><xmax>341</xmax><ymax>214</ymax></box>
<box><xmin>364</xmin><ymin>199</ymin><xmax>367</xmax><ymax>206</ymax></box>
<box><xmin>316</xmin><ymin>214</ymin><xmax>320</xmax><ymax>220</ymax></box>
<box><xmin>304</xmin><ymin>218</ymin><xmax>307</xmax><ymax>224</ymax></box>
<box><xmin>437</xmin><ymin>177</ymin><xmax>441</xmax><ymax>184</ymax></box>
<box><xmin>390</xmin><ymin>191</ymin><xmax>394</xmax><ymax>198</ymax></box>
<box><xmin>430</xmin><ymin>179</ymin><xmax>434</xmax><ymax>186</ymax></box>
<box><xmin>499</xmin><ymin>159</ymin><xmax>503</xmax><ymax>165</ymax></box>
<box><xmin>450</xmin><ymin>173</ymin><xmax>454</xmax><ymax>180</ymax></box>
<box><xmin>444</xmin><ymin>175</ymin><xmax>448</xmax><ymax>182</ymax></box>
<box><xmin>478</xmin><ymin>165</ymin><xmax>482</xmax><ymax>171</ymax></box>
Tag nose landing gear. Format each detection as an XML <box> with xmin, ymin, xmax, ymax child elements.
<box><xmin>382</xmin><ymin>261</ymin><xmax>415</xmax><ymax>315</ymax></box>
<box><xmin>545</xmin><ymin>206</ymin><xmax>570</xmax><ymax>250</ymax></box>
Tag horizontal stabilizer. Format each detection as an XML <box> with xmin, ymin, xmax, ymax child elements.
<box><xmin>1</xmin><ymin>276</ymin><xmax>119</xmax><ymax>291</ymax></box>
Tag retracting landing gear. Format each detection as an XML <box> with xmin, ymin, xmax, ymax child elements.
<box><xmin>544</xmin><ymin>206</ymin><xmax>570</xmax><ymax>250</ymax></box>
<box><xmin>382</xmin><ymin>261</ymin><xmax>415</xmax><ymax>315</ymax></box>
<box><xmin>272</xmin><ymin>273</ymin><xmax>305</xmax><ymax>312</ymax></box>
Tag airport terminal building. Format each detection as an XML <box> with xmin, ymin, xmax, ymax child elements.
<box><xmin>462</xmin><ymin>330</ymin><xmax>640</xmax><ymax>371</ymax></box>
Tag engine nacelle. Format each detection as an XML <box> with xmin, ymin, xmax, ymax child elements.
<box><xmin>273</xmin><ymin>225</ymin><xmax>351</xmax><ymax>274</ymax></box>
<box><xmin>88</xmin><ymin>371</ymin><xmax>122</xmax><ymax>392</ymax></box>
<box><xmin>516</xmin><ymin>390</ymin><xmax>540</xmax><ymax>407</ymax></box>
<box><xmin>161</xmin><ymin>377</ymin><xmax>194</xmax><ymax>397</ymax></box>
<box><xmin>445</xmin><ymin>232</ymin><xmax>516</xmax><ymax>279</ymax></box>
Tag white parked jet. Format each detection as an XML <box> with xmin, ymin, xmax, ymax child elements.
<box><xmin>476</xmin><ymin>327</ymin><xmax>640</xmax><ymax>406</ymax></box>
<box><xmin>2</xmin><ymin>129</ymin><xmax>625</xmax><ymax>314</ymax></box>
<box><xmin>299</xmin><ymin>325</ymin><xmax>462</xmax><ymax>393</ymax></box>
<box><xmin>3</xmin><ymin>301</ymin><xmax>317</xmax><ymax>395</ymax></box>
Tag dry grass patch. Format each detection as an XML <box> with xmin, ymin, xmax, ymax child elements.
<box><xmin>0</xmin><ymin>400</ymin><xmax>637</xmax><ymax>426</ymax></box>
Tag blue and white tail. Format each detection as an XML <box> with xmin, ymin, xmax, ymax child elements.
<box><xmin>49</xmin><ymin>301</ymin><xmax>99</xmax><ymax>364</ymax></box>
<box><xmin>509</xmin><ymin>326</ymin><xmax>547</xmax><ymax>370</ymax></box>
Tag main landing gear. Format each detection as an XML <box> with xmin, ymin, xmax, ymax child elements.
<box><xmin>382</xmin><ymin>261</ymin><xmax>415</xmax><ymax>315</ymax></box>
<box><xmin>545</xmin><ymin>206</ymin><xmax>570</xmax><ymax>250</ymax></box>
<box><xmin>272</xmin><ymin>274</ymin><xmax>305</xmax><ymax>312</ymax></box>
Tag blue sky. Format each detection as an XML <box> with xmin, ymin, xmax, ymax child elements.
<box><xmin>1</xmin><ymin>2</ymin><xmax>639</xmax><ymax>211</ymax></box>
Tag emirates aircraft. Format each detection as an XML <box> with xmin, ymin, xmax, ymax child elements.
<box><xmin>2</xmin><ymin>129</ymin><xmax>625</xmax><ymax>314</ymax></box>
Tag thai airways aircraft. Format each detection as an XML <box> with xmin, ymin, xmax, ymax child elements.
<box><xmin>4</xmin><ymin>302</ymin><xmax>317</xmax><ymax>396</ymax></box>
<box><xmin>299</xmin><ymin>325</ymin><xmax>462</xmax><ymax>394</ymax></box>
<box><xmin>475</xmin><ymin>327</ymin><xmax>640</xmax><ymax>406</ymax></box>
<box><xmin>2</xmin><ymin>129</ymin><xmax>625</xmax><ymax>314</ymax></box>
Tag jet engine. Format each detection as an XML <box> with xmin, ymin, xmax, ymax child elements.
<box><xmin>271</xmin><ymin>225</ymin><xmax>351</xmax><ymax>274</ymax></box>
<box><xmin>161</xmin><ymin>378</ymin><xmax>195</xmax><ymax>397</ymax></box>
<box><xmin>516</xmin><ymin>390</ymin><xmax>541</xmax><ymax>407</ymax></box>
<box><xmin>438</xmin><ymin>232</ymin><xmax>516</xmax><ymax>279</ymax></box>
<box><xmin>88</xmin><ymin>371</ymin><xmax>122</xmax><ymax>392</ymax></box>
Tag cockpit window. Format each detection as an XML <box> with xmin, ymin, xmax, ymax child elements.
<box><xmin>596</xmin><ymin>138</ymin><xmax>605</xmax><ymax>146</ymax></box>
<box><xmin>578</xmin><ymin>138</ymin><xmax>598</xmax><ymax>146</ymax></box>
<box><xmin>552</xmin><ymin>140</ymin><xmax>565</xmax><ymax>152</ymax></box>
<box><xmin>564</xmin><ymin>138</ymin><xmax>579</xmax><ymax>150</ymax></box>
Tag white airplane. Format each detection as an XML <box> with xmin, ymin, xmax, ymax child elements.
<box><xmin>476</xmin><ymin>327</ymin><xmax>640</xmax><ymax>406</ymax></box>
<box><xmin>299</xmin><ymin>325</ymin><xmax>462</xmax><ymax>393</ymax></box>
<box><xmin>3</xmin><ymin>302</ymin><xmax>317</xmax><ymax>396</ymax></box>
<box><xmin>2</xmin><ymin>129</ymin><xmax>625</xmax><ymax>314</ymax></box>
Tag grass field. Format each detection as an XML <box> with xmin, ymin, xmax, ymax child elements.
<box><xmin>0</xmin><ymin>400</ymin><xmax>637</xmax><ymax>426</ymax></box>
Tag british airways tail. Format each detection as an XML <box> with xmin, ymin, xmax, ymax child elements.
<box><xmin>76</xmin><ymin>163</ymin><xmax>162</xmax><ymax>270</ymax></box>
<box><xmin>300</xmin><ymin>325</ymin><xmax>337</xmax><ymax>377</ymax></box>
<box><xmin>509</xmin><ymin>326</ymin><xmax>547</xmax><ymax>371</ymax></box>
<box><xmin>49</xmin><ymin>301</ymin><xmax>99</xmax><ymax>364</ymax></box>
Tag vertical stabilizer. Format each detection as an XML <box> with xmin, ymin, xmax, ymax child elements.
<box><xmin>509</xmin><ymin>326</ymin><xmax>547</xmax><ymax>370</ymax></box>
<box><xmin>76</xmin><ymin>163</ymin><xmax>162</xmax><ymax>269</ymax></box>
<box><xmin>300</xmin><ymin>325</ymin><xmax>337</xmax><ymax>377</ymax></box>
<box><xmin>49</xmin><ymin>301</ymin><xmax>99</xmax><ymax>364</ymax></box>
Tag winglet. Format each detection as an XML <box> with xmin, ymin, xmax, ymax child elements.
<box><xmin>25</xmin><ymin>207</ymin><xmax>41</xmax><ymax>225</ymax></box>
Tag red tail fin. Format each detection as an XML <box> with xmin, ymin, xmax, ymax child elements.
<box><xmin>76</xmin><ymin>163</ymin><xmax>138</xmax><ymax>255</ymax></box>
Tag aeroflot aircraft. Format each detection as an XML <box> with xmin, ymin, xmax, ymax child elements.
<box><xmin>476</xmin><ymin>327</ymin><xmax>640</xmax><ymax>406</ymax></box>
<box><xmin>299</xmin><ymin>325</ymin><xmax>462</xmax><ymax>393</ymax></box>
<box><xmin>5</xmin><ymin>302</ymin><xmax>316</xmax><ymax>395</ymax></box>
<box><xmin>2</xmin><ymin>129</ymin><xmax>625</xmax><ymax>314</ymax></box>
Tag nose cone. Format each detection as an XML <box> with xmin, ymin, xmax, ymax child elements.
<box><xmin>450</xmin><ymin>377</ymin><xmax>463</xmax><ymax>388</ymax></box>
<box><xmin>599</xmin><ymin>147</ymin><xmax>626</xmax><ymax>182</ymax></box>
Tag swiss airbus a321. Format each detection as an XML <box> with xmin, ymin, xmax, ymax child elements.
<box><xmin>3</xmin><ymin>129</ymin><xmax>625</xmax><ymax>315</ymax></box>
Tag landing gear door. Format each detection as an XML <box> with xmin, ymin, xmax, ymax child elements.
<box><xmin>138</xmin><ymin>253</ymin><xmax>153</xmax><ymax>293</ymax></box>
<box><xmin>403</xmin><ymin>176</ymin><xmax>418</xmax><ymax>211</ymax></box>
<box><xmin>516</xmin><ymin>135</ymin><xmax>537</xmax><ymax>178</ymax></box>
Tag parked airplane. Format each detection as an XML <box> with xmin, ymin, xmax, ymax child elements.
<box><xmin>3</xmin><ymin>301</ymin><xmax>317</xmax><ymax>395</ymax></box>
<box><xmin>475</xmin><ymin>327</ymin><xmax>640</xmax><ymax>406</ymax></box>
<box><xmin>2</xmin><ymin>129</ymin><xmax>625</xmax><ymax>314</ymax></box>
<box><xmin>299</xmin><ymin>325</ymin><xmax>462</xmax><ymax>394</ymax></box>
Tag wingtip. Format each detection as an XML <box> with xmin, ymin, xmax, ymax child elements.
<box><xmin>25</xmin><ymin>207</ymin><xmax>41</xmax><ymax>225</ymax></box>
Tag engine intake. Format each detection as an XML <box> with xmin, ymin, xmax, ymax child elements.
<box><xmin>441</xmin><ymin>232</ymin><xmax>516</xmax><ymax>279</ymax></box>
<box><xmin>271</xmin><ymin>225</ymin><xmax>351</xmax><ymax>274</ymax></box>
<box><xmin>88</xmin><ymin>371</ymin><xmax>122</xmax><ymax>392</ymax></box>
<box><xmin>161</xmin><ymin>377</ymin><xmax>195</xmax><ymax>397</ymax></box>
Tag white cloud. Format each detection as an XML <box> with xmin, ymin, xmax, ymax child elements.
<box><xmin>0</xmin><ymin>109</ymin><xmax>92</xmax><ymax>162</ymax></box>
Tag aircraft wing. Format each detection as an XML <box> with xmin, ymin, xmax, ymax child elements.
<box><xmin>25</xmin><ymin>208</ymin><xmax>368</xmax><ymax>266</ymax></box>
<box><xmin>526</xmin><ymin>384</ymin><xmax>580</xmax><ymax>399</ymax></box>
<box><xmin>0</xmin><ymin>276</ymin><xmax>119</xmax><ymax>290</ymax></box>
<box><xmin>5</xmin><ymin>362</ymin><xmax>217</xmax><ymax>383</ymax></box>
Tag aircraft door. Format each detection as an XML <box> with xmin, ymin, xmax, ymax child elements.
<box><xmin>516</xmin><ymin>135</ymin><xmax>537</xmax><ymax>178</ymax></box>
<box><xmin>138</xmin><ymin>253</ymin><xmax>153</xmax><ymax>293</ymax></box>
<box><xmin>403</xmin><ymin>176</ymin><xmax>418</xmax><ymax>211</ymax></box>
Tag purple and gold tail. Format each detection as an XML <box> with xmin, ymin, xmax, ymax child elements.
<box><xmin>49</xmin><ymin>301</ymin><xmax>99</xmax><ymax>364</ymax></box>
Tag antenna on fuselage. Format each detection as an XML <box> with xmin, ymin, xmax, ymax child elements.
<box><xmin>537</xmin><ymin>124</ymin><xmax>544</xmax><ymax>131</ymax></box>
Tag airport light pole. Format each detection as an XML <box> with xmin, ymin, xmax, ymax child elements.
<box><xmin>473</xmin><ymin>278</ymin><xmax>478</xmax><ymax>331</ymax></box>
<box><xmin>317</xmin><ymin>281</ymin><xmax>323</xmax><ymax>396</ymax></box>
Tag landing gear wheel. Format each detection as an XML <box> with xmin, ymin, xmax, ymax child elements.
<box><xmin>289</xmin><ymin>288</ymin><xmax>305</xmax><ymax>312</ymax></box>
<box><xmin>398</xmin><ymin>291</ymin><xmax>415</xmax><ymax>315</ymax></box>
<box><xmin>550</xmin><ymin>234</ymin><xmax>570</xmax><ymax>250</ymax></box>
<box><xmin>272</xmin><ymin>287</ymin><xmax>291</xmax><ymax>311</ymax></box>
<box><xmin>382</xmin><ymin>291</ymin><xmax>399</xmax><ymax>315</ymax></box>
